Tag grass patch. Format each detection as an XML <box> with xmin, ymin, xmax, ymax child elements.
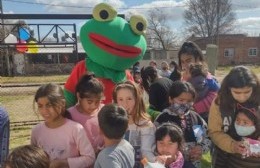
<box><xmin>1</xmin><ymin>75</ymin><xmax>69</xmax><ymax>84</ymax></box>
<box><xmin>0</xmin><ymin>95</ymin><xmax>39</xmax><ymax>122</ymax></box>
<box><xmin>9</xmin><ymin>127</ymin><xmax>32</xmax><ymax>150</ymax></box>
<box><xmin>0</xmin><ymin>95</ymin><xmax>29</xmax><ymax>103</ymax></box>
<box><xmin>216</xmin><ymin>65</ymin><xmax>260</xmax><ymax>73</ymax></box>
<box><xmin>201</xmin><ymin>151</ymin><xmax>211</xmax><ymax>168</ymax></box>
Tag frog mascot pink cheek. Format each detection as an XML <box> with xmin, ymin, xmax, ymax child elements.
<box><xmin>64</xmin><ymin>3</ymin><xmax>147</xmax><ymax>107</ymax></box>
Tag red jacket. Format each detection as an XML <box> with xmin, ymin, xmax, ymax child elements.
<box><xmin>64</xmin><ymin>60</ymin><xmax>133</xmax><ymax>104</ymax></box>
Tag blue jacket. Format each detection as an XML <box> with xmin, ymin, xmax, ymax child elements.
<box><xmin>0</xmin><ymin>107</ymin><xmax>10</xmax><ymax>167</ymax></box>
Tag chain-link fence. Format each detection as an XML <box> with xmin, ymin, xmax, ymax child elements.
<box><xmin>0</xmin><ymin>83</ymin><xmax>66</xmax><ymax>150</ymax></box>
<box><xmin>0</xmin><ymin>46</ymin><xmax>164</xmax><ymax>151</ymax></box>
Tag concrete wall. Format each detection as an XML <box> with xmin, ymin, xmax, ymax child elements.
<box><xmin>140</xmin><ymin>49</ymin><xmax>178</xmax><ymax>68</ymax></box>
<box><xmin>24</xmin><ymin>50</ymin><xmax>179</xmax><ymax>74</ymax></box>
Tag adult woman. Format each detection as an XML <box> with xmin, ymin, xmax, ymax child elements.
<box><xmin>208</xmin><ymin>66</ymin><xmax>260</xmax><ymax>167</ymax></box>
<box><xmin>178</xmin><ymin>41</ymin><xmax>219</xmax><ymax>122</ymax></box>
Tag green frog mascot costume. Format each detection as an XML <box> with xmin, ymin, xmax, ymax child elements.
<box><xmin>64</xmin><ymin>3</ymin><xmax>147</xmax><ymax>107</ymax></box>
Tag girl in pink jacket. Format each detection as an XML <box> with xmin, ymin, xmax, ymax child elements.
<box><xmin>31</xmin><ymin>83</ymin><xmax>95</xmax><ymax>168</ymax></box>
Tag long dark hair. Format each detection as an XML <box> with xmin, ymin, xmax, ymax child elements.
<box><xmin>34</xmin><ymin>83</ymin><xmax>71</xmax><ymax>119</ymax></box>
<box><xmin>216</xmin><ymin>66</ymin><xmax>260</xmax><ymax>112</ymax></box>
<box><xmin>140</xmin><ymin>66</ymin><xmax>158</xmax><ymax>93</ymax></box>
<box><xmin>76</xmin><ymin>73</ymin><xmax>104</xmax><ymax>99</ymax></box>
<box><xmin>178</xmin><ymin>41</ymin><xmax>204</xmax><ymax>69</ymax></box>
<box><xmin>169</xmin><ymin>61</ymin><xmax>181</xmax><ymax>82</ymax></box>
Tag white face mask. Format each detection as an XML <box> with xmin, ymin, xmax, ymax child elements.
<box><xmin>234</xmin><ymin>123</ymin><xmax>256</xmax><ymax>137</ymax></box>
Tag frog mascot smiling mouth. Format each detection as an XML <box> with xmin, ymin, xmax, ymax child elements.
<box><xmin>64</xmin><ymin>3</ymin><xmax>147</xmax><ymax>107</ymax></box>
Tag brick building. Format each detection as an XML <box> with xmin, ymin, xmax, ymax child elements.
<box><xmin>189</xmin><ymin>34</ymin><xmax>260</xmax><ymax>65</ymax></box>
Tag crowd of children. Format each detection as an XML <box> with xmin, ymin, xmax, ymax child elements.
<box><xmin>154</xmin><ymin>81</ymin><xmax>211</xmax><ymax>168</ymax></box>
<box><xmin>31</xmin><ymin>83</ymin><xmax>95</xmax><ymax>168</ymax></box>
<box><xmin>1</xmin><ymin>41</ymin><xmax>260</xmax><ymax>168</ymax></box>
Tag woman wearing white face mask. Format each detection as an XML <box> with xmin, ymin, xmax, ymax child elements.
<box><xmin>208</xmin><ymin>66</ymin><xmax>260</xmax><ymax>168</ymax></box>
<box><xmin>154</xmin><ymin>81</ymin><xmax>210</xmax><ymax>168</ymax></box>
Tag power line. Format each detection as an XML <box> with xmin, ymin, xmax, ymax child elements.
<box><xmin>232</xmin><ymin>3</ymin><xmax>260</xmax><ymax>9</ymax></box>
<box><xmin>4</xmin><ymin>0</ymin><xmax>89</xmax><ymax>8</ymax></box>
<box><xmin>3</xmin><ymin>0</ymin><xmax>185</xmax><ymax>9</ymax></box>
<box><xmin>3</xmin><ymin>0</ymin><xmax>260</xmax><ymax>10</ymax></box>
<box><xmin>3</xmin><ymin>0</ymin><xmax>260</xmax><ymax>30</ymax></box>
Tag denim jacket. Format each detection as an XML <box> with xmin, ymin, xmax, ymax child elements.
<box><xmin>0</xmin><ymin>107</ymin><xmax>10</xmax><ymax>167</ymax></box>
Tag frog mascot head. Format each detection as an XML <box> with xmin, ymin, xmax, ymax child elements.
<box><xmin>64</xmin><ymin>3</ymin><xmax>147</xmax><ymax>107</ymax></box>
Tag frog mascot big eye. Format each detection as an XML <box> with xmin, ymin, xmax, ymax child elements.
<box><xmin>64</xmin><ymin>3</ymin><xmax>147</xmax><ymax>107</ymax></box>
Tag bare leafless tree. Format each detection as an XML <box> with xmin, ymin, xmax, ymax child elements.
<box><xmin>184</xmin><ymin>0</ymin><xmax>235</xmax><ymax>42</ymax></box>
<box><xmin>146</xmin><ymin>8</ymin><xmax>177</xmax><ymax>50</ymax></box>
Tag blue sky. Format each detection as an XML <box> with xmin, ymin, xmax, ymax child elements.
<box><xmin>3</xmin><ymin>0</ymin><xmax>260</xmax><ymax>41</ymax></box>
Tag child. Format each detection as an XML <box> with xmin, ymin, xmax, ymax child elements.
<box><xmin>4</xmin><ymin>145</ymin><xmax>50</xmax><ymax>168</ymax></box>
<box><xmin>67</xmin><ymin>73</ymin><xmax>104</xmax><ymax>154</ymax></box>
<box><xmin>154</xmin><ymin>81</ymin><xmax>210</xmax><ymax>168</ymax></box>
<box><xmin>187</xmin><ymin>63</ymin><xmax>209</xmax><ymax>101</ymax></box>
<box><xmin>208</xmin><ymin>66</ymin><xmax>260</xmax><ymax>168</ymax></box>
<box><xmin>234</xmin><ymin>106</ymin><xmax>260</xmax><ymax>157</ymax></box>
<box><xmin>160</xmin><ymin>61</ymin><xmax>171</xmax><ymax>78</ymax></box>
<box><xmin>113</xmin><ymin>81</ymin><xmax>156</xmax><ymax>168</ymax></box>
<box><xmin>133</xmin><ymin>67</ymin><xmax>142</xmax><ymax>84</ymax></box>
<box><xmin>169</xmin><ymin>60</ymin><xmax>181</xmax><ymax>82</ymax></box>
<box><xmin>141</xmin><ymin>66</ymin><xmax>173</xmax><ymax>112</ymax></box>
<box><xmin>94</xmin><ymin>104</ymin><xmax>135</xmax><ymax>168</ymax></box>
<box><xmin>31</xmin><ymin>83</ymin><xmax>95</xmax><ymax>168</ymax></box>
<box><xmin>155</xmin><ymin>123</ymin><xmax>185</xmax><ymax>168</ymax></box>
<box><xmin>187</xmin><ymin>63</ymin><xmax>218</xmax><ymax>123</ymax></box>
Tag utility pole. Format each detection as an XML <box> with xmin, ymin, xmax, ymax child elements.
<box><xmin>0</xmin><ymin>0</ymin><xmax>4</xmax><ymax>24</ymax></box>
<box><xmin>0</xmin><ymin>0</ymin><xmax>11</xmax><ymax>76</ymax></box>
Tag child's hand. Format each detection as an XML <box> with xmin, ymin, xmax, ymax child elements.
<box><xmin>250</xmin><ymin>152</ymin><xmax>260</xmax><ymax>158</ymax></box>
<box><xmin>156</xmin><ymin>155</ymin><xmax>172</xmax><ymax>165</ymax></box>
<box><xmin>189</xmin><ymin>145</ymin><xmax>202</xmax><ymax>161</ymax></box>
<box><xmin>50</xmin><ymin>159</ymin><xmax>69</xmax><ymax>168</ymax></box>
<box><xmin>156</xmin><ymin>155</ymin><xmax>167</xmax><ymax>164</ymax></box>
<box><xmin>233</xmin><ymin>141</ymin><xmax>246</xmax><ymax>155</ymax></box>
